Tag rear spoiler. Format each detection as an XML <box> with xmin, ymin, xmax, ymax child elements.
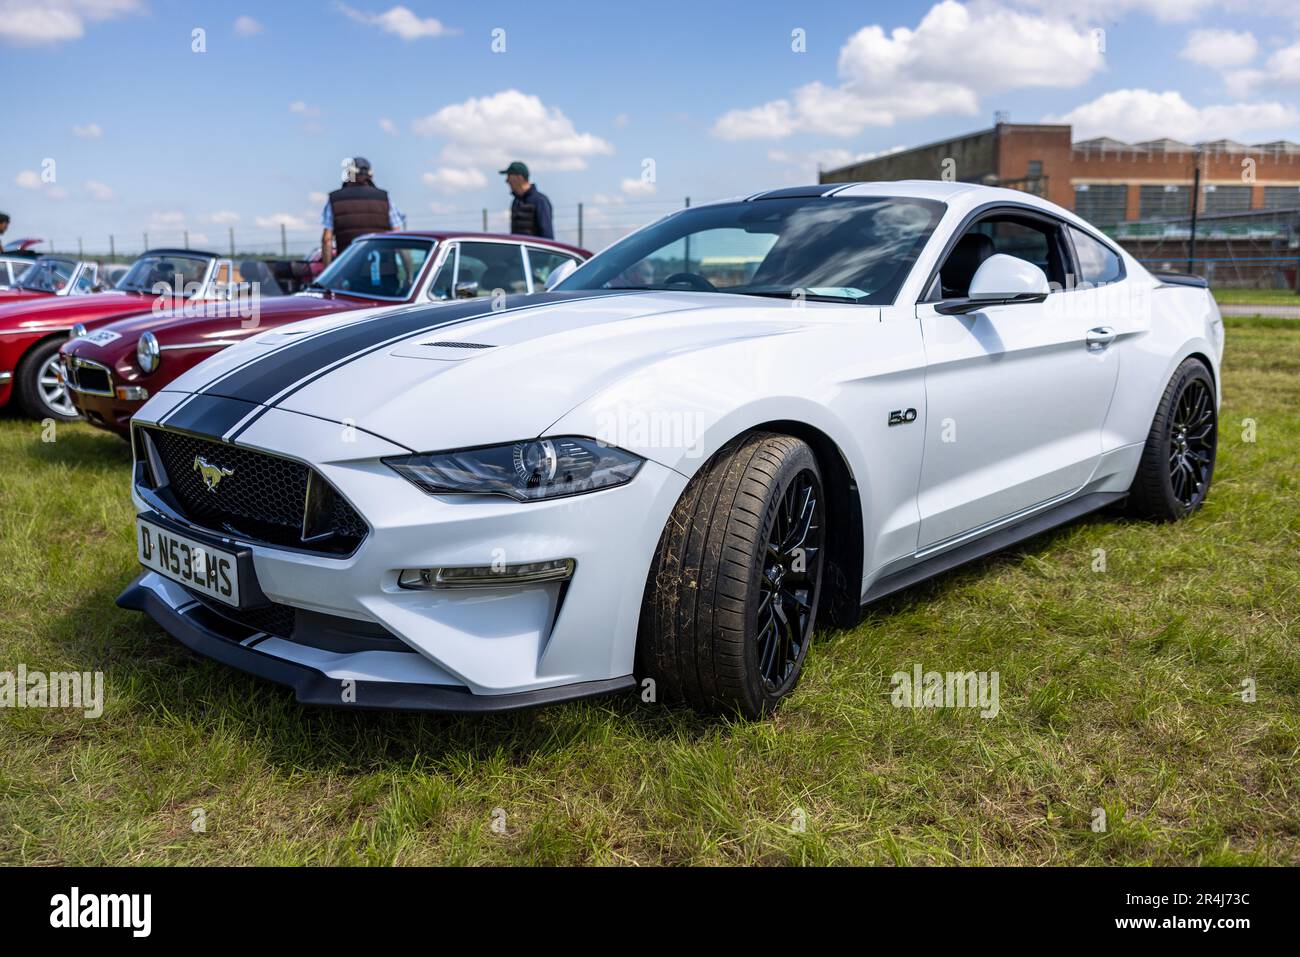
<box><xmin>1150</xmin><ymin>270</ymin><xmax>1209</xmax><ymax>289</ymax></box>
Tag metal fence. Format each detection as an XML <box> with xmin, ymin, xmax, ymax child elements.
<box><xmin>1109</xmin><ymin>207</ymin><xmax>1300</xmax><ymax>289</ymax></box>
<box><xmin>31</xmin><ymin>197</ymin><xmax>712</xmax><ymax>262</ymax></box>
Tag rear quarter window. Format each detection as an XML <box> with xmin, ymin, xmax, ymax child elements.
<box><xmin>1070</xmin><ymin>226</ymin><xmax>1124</xmax><ymax>285</ymax></box>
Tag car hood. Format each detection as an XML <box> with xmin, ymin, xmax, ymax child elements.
<box><xmin>0</xmin><ymin>290</ymin><xmax>151</xmax><ymax>332</ymax></box>
<box><xmin>81</xmin><ymin>292</ymin><xmax>375</xmax><ymax>345</ymax></box>
<box><xmin>0</xmin><ymin>290</ymin><xmax>51</xmax><ymax>303</ymax></box>
<box><xmin>159</xmin><ymin>290</ymin><xmax>840</xmax><ymax>451</ymax></box>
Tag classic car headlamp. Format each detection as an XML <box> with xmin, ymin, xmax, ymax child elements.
<box><xmin>385</xmin><ymin>437</ymin><xmax>643</xmax><ymax>502</ymax></box>
<box><xmin>136</xmin><ymin>332</ymin><xmax>160</xmax><ymax>374</ymax></box>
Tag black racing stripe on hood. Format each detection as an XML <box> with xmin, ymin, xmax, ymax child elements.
<box><xmin>161</xmin><ymin>393</ymin><xmax>260</xmax><ymax>437</ymax></box>
<box><xmin>202</xmin><ymin>291</ymin><xmax>627</xmax><ymax>406</ymax></box>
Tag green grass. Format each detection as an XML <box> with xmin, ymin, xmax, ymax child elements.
<box><xmin>1213</xmin><ymin>288</ymin><xmax>1300</xmax><ymax>306</ymax></box>
<box><xmin>1</xmin><ymin>316</ymin><xmax>1297</xmax><ymax>865</ymax></box>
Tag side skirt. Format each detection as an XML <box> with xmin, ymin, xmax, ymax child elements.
<box><xmin>862</xmin><ymin>491</ymin><xmax>1126</xmax><ymax>606</ymax></box>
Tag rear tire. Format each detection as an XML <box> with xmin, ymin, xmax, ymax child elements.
<box><xmin>637</xmin><ymin>432</ymin><xmax>825</xmax><ymax>718</ymax></box>
<box><xmin>1127</xmin><ymin>357</ymin><xmax>1217</xmax><ymax>521</ymax></box>
<box><xmin>15</xmin><ymin>338</ymin><xmax>80</xmax><ymax>422</ymax></box>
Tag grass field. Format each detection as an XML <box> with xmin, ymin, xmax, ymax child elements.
<box><xmin>1</xmin><ymin>316</ymin><xmax>1296</xmax><ymax>866</ymax></box>
<box><xmin>1213</xmin><ymin>288</ymin><xmax>1300</xmax><ymax>306</ymax></box>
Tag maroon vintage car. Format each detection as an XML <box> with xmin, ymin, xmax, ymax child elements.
<box><xmin>0</xmin><ymin>248</ymin><xmax>316</xmax><ymax>421</ymax></box>
<box><xmin>62</xmin><ymin>231</ymin><xmax>590</xmax><ymax>437</ymax></box>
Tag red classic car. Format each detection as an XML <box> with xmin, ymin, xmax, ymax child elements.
<box><xmin>0</xmin><ymin>255</ymin><xmax>106</xmax><ymax>304</ymax></box>
<box><xmin>0</xmin><ymin>248</ymin><xmax>316</xmax><ymax>421</ymax></box>
<box><xmin>0</xmin><ymin>251</ymin><xmax>38</xmax><ymax>289</ymax></box>
<box><xmin>62</xmin><ymin>231</ymin><xmax>590</xmax><ymax>437</ymax></box>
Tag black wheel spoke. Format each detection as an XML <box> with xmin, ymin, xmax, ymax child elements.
<box><xmin>756</xmin><ymin>467</ymin><xmax>824</xmax><ymax>691</ymax></box>
<box><xmin>1165</xmin><ymin>376</ymin><xmax>1216</xmax><ymax>509</ymax></box>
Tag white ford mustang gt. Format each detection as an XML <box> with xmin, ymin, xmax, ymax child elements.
<box><xmin>119</xmin><ymin>181</ymin><xmax>1223</xmax><ymax>717</ymax></box>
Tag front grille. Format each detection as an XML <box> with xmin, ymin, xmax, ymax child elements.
<box><xmin>193</xmin><ymin>593</ymin><xmax>297</xmax><ymax>639</ymax></box>
<box><xmin>144</xmin><ymin>427</ymin><xmax>367</xmax><ymax>554</ymax></box>
<box><xmin>65</xmin><ymin>357</ymin><xmax>112</xmax><ymax>395</ymax></box>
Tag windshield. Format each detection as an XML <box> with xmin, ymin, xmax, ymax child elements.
<box><xmin>16</xmin><ymin>257</ymin><xmax>78</xmax><ymax>293</ymax></box>
<box><xmin>116</xmin><ymin>254</ymin><xmax>212</xmax><ymax>294</ymax></box>
<box><xmin>558</xmin><ymin>195</ymin><xmax>945</xmax><ymax>304</ymax></box>
<box><xmin>311</xmin><ymin>237</ymin><xmax>434</xmax><ymax>300</ymax></box>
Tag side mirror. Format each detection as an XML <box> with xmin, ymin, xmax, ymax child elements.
<box><xmin>937</xmin><ymin>254</ymin><xmax>1050</xmax><ymax>315</ymax></box>
<box><xmin>543</xmin><ymin>259</ymin><xmax>578</xmax><ymax>291</ymax></box>
<box><xmin>453</xmin><ymin>280</ymin><xmax>479</xmax><ymax>299</ymax></box>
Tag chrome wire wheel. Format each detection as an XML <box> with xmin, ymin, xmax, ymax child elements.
<box><xmin>1167</xmin><ymin>377</ymin><xmax>1215</xmax><ymax>510</ymax></box>
<box><xmin>38</xmin><ymin>353</ymin><xmax>78</xmax><ymax>419</ymax></box>
<box><xmin>756</xmin><ymin>468</ymin><xmax>823</xmax><ymax>692</ymax></box>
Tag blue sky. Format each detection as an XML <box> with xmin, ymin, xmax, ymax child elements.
<box><xmin>4</xmin><ymin>0</ymin><xmax>1300</xmax><ymax>254</ymax></box>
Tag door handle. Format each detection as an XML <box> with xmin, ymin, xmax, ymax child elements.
<box><xmin>1086</xmin><ymin>326</ymin><xmax>1116</xmax><ymax>351</ymax></box>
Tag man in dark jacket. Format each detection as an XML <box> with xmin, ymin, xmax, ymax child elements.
<box><xmin>500</xmin><ymin>161</ymin><xmax>554</xmax><ymax>239</ymax></box>
<box><xmin>320</xmin><ymin>157</ymin><xmax>405</xmax><ymax>265</ymax></box>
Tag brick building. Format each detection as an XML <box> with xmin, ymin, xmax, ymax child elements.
<box><xmin>818</xmin><ymin>122</ymin><xmax>1300</xmax><ymax>230</ymax></box>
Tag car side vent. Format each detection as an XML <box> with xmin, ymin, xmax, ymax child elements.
<box><xmin>422</xmin><ymin>340</ymin><xmax>496</xmax><ymax>349</ymax></box>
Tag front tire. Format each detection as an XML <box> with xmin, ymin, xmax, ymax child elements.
<box><xmin>15</xmin><ymin>338</ymin><xmax>80</xmax><ymax>422</ymax></box>
<box><xmin>1127</xmin><ymin>357</ymin><xmax>1217</xmax><ymax>521</ymax></box>
<box><xmin>637</xmin><ymin>432</ymin><xmax>825</xmax><ymax>718</ymax></box>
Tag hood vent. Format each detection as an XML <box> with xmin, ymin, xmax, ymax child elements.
<box><xmin>422</xmin><ymin>340</ymin><xmax>496</xmax><ymax>349</ymax></box>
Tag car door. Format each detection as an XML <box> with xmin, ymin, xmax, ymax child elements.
<box><xmin>914</xmin><ymin>208</ymin><xmax>1120</xmax><ymax>549</ymax></box>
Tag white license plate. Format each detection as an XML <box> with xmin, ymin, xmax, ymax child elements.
<box><xmin>137</xmin><ymin>518</ymin><xmax>240</xmax><ymax>607</ymax></box>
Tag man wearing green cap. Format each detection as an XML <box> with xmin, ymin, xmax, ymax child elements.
<box><xmin>500</xmin><ymin>161</ymin><xmax>554</xmax><ymax>240</ymax></box>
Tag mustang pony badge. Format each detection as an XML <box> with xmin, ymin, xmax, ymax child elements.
<box><xmin>193</xmin><ymin>455</ymin><xmax>234</xmax><ymax>492</ymax></box>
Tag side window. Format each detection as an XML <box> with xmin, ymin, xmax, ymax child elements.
<box><xmin>428</xmin><ymin>244</ymin><xmax>457</xmax><ymax>300</ymax></box>
<box><xmin>937</xmin><ymin>214</ymin><xmax>1066</xmax><ymax>298</ymax></box>
<box><xmin>527</xmin><ymin>248</ymin><xmax>579</xmax><ymax>290</ymax></box>
<box><xmin>73</xmin><ymin>266</ymin><xmax>97</xmax><ymax>294</ymax></box>
<box><xmin>1069</xmin><ymin>226</ymin><xmax>1123</xmax><ymax>286</ymax></box>
<box><xmin>455</xmin><ymin>242</ymin><xmax>527</xmax><ymax>297</ymax></box>
<box><xmin>209</xmin><ymin>262</ymin><xmax>232</xmax><ymax>299</ymax></box>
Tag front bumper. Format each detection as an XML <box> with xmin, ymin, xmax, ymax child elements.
<box><xmin>125</xmin><ymin>393</ymin><xmax>689</xmax><ymax>709</ymax></box>
<box><xmin>119</xmin><ymin>572</ymin><xmax>635</xmax><ymax>711</ymax></box>
<box><xmin>63</xmin><ymin>354</ymin><xmax>144</xmax><ymax>436</ymax></box>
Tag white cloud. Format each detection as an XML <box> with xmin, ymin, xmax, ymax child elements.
<box><xmin>767</xmin><ymin>146</ymin><xmax>905</xmax><ymax>180</ymax></box>
<box><xmin>412</xmin><ymin>89</ymin><xmax>614</xmax><ymax>172</ymax></box>
<box><xmin>84</xmin><ymin>179</ymin><xmax>113</xmax><ymax>201</ymax></box>
<box><xmin>1181</xmin><ymin>29</ymin><xmax>1257</xmax><ymax>70</ymax></box>
<box><xmin>289</xmin><ymin>100</ymin><xmax>322</xmax><ymax>116</ymax></box>
<box><xmin>15</xmin><ymin>170</ymin><xmax>44</xmax><ymax>190</ymax></box>
<box><xmin>1047</xmin><ymin>89</ymin><xmax>1300</xmax><ymax>141</ymax></box>
<box><xmin>150</xmin><ymin>211</ymin><xmax>186</xmax><ymax>229</ymax></box>
<box><xmin>71</xmin><ymin>122</ymin><xmax>102</xmax><ymax>139</ymax></box>
<box><xmin>1011</xmin><ymin>0</ymin><xmax>1214</xmax><ymax>23</ymax></box>
<box><xmin>1224</xmin><ymin>39</ymin><xmax>1300</xmax><ymax>96</ymax></box>
<box><xmin>335</xmin><ymin>3</ymin><xmax>455</xmax><ymax>40</ymax></box>
<box><xmin>714</xmin><ymin>1</ymin><xmax>1102</xmax><ymax>139</ymax></box>
<box><xmin>307</xmin><ymin>191</ymin><xmax>328</xmax><ymax>205</ymax></box>
<box><xmin>620</xmin><ymin>177</ymin><xmax>656</xmax><ymax>196</ymax></box>
<box><xmin>422</xmin><ymin>167</ymin><xmax>487</xmax><ymax>193</ymax></box>
<box><xmin>233</xmin><ymin>15</ymin><xmax>263</xmax><ymax>36</ymax></box>
<box><xmin>210</xmin><ymin>210</ymin><xmax>240</xmax><ymax>224</ymax></box>
<box><xmin>0</xmin><ymin>0</ymin><xmax>142</xmax><ymax>45</ymax></box>
<box><xmin>256</xmin><ymin>213</ymin><xmax>309</xmax><ymax>230</ymax></box>
<box><xmin>378</xmin><ymin>117</ymin><xmax>399</xmax><ymax>136</ymax></box>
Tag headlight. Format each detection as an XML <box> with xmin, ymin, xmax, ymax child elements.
<box><xmin>385</xmin><ymin>437</ymin><xmax>643</xmax><ymax>502</ymax></box>
<box><xmin>71</xmin><ymin>323</ymin><xmax>88</xmax><ymax>338</ymax></box>
<box><xmin>136</xmin><ymin>332</ymin><xmax>160</xmax><ymax>374</ymax></box>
